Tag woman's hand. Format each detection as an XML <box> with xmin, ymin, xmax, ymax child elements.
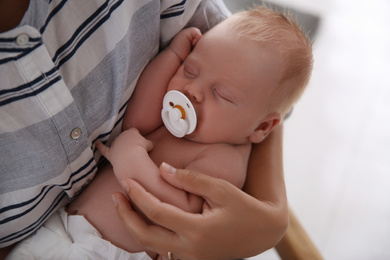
<box><xmin>113</xmin><ymin>125</ymin><xmax>288</xmax><ymax>260</ymax></box>
<box><xmin>113</xmin><ymin>167</ymin><xmax>287</xmax><ymax>260</ymax></box>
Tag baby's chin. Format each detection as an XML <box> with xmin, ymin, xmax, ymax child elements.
<box><xmin>183</xmin><ymin>133</ymin><xmax>224</xmax><ymax>145</ymax></box>
<box><xmin>184</xmin><ymin>131</ymin><xmax>251</xmax><ymax>146</ymax></box>
<box><xmin>183</xmin><ymin>132</ymin><xmax>210</xmax><ymax>144</ymax></box>
<box><xmin>183</xmin><ymin>133</ymin><xmax>202</xmax><ymax>143</ymax></box>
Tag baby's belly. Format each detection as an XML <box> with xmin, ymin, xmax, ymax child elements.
<box><xmin>67</xmin><ymin>163</ymin><xmax>122</xmax><ymax>218</ymax></box>
<box><xmin>67</xmin><ymin>163</ymin><xmax>152</xmax><ymax>255</ymax></box>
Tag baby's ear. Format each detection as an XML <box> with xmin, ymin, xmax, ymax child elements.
<box><xmin>249</xmin><ymin>113</ymin><xmax>281</xmax><ymax>143</ymax></box>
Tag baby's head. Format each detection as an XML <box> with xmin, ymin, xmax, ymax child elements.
<box><xmin>227</xmin><ymin>6</ymin><xmax>314</xmax><ymax>117</ymax></box>
<box><xmin>167</xmin><ymin>6</ymin><xmax>313</xmax><ymax>144</ymax></box>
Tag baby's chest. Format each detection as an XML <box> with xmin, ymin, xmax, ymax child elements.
<box><xmin>146</xmin><ymin>128</ymin><xmax>205</xmax><ymax>169</ymax></box>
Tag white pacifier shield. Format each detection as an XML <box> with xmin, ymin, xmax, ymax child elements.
<box><xmin>161</xmin><ymin>90</ymin><xmax>197</xmax><ymax>138</ymax></box>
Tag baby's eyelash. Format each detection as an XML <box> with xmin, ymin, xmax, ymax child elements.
<box><xmin>213</xmin><ymin>87</ymin><xmax>233</xmax><ymax>103</ymax></box>
<box><xmin>183</xmin><ymin>64</ymin><xmax>198</xmax><ymax>78</ymax></box>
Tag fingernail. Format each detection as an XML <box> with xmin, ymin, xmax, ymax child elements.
<box><xmin>111</xmin><ymin>194</ymin><xmax>117</xmax><ymax>206</ymax></box>
<box><xmin>161</xmin><ymin>162</ymin><xmax>177</xmax><ymax>174</ymax></box>
<box><xmin>121</xmin><ymin>180</ymin><xmax>130</xmax><ymax>192</ymax></box>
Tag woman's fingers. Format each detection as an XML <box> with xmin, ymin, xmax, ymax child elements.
<box><xmin>113</xmin><ymin>190</ymin><xmax>181</xmax><ymax>255</ymax></box>
<box><xmin>115</xmin><ymin>179</ymin><xmax>212</xmax><ymax>260</ymax></box>
<box><xmin>119</xmin><ymin>179</ymin><xmax>198</xmax><ymax>233</ymax></box>
<box><xmin>144</xmin><ymin>138</ymin><xmax>154</xmax><ymax>152</ymax></box>
<box><xmin>159</xmin><ymin>163</ymin><xmax>234</xmax><ymax>206</ymax></box>
<box><xmin>115</xmin><ymin>179</ymin><xmax>215</xmax><ymax>260</ymax></box>
<box><xmin>114</xmin><ymin>175</ymin><xmax>282</xmax><ymax>260</ymax></box>
<box><xmin>115</xmin><ymin>167</ymin><xmax>287</xmax><ymax>259</ymax></box>
<box><xmin>112</xmin><ymin>191</ymin><xmax>147</xmax><ymax>236</ymax></box>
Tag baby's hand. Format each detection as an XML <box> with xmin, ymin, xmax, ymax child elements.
<box><xmin>96</xmin><ymin>128</ymin><xmax>153</xmax><ymax>165</ymax></box>
<box><xmin>116</xmin><ymin>128</ymin><xmax>153</xmax><ymax>151</ymax></box>
<box><xmin>168</xmin><ymin>27</ymin><xmax>202</xmax><ymax>62</ymax></box>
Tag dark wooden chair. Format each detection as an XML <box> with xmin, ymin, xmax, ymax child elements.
<box><xmin>275</xmin><ymin>208</ymin><xmax>323</xmax><ymax>260</ymax></box>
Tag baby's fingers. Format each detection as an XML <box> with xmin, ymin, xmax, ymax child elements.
<box><xmin>190</xmin><ymin>27</ymin><xmax>202</xmax><ymax>46</ymax></box>
<box><xmin>95</xmin><ymin>141</ymin><xmax>111</xmax><ymax>160</ymax></box>
<box><xmin>144</xmin><ymin>139</ymin><xmax>154</xmax><ymax>152</ymax></box>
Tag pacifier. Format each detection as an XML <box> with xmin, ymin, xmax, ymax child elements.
<box><xmin>161</xmin><ymin>90</ymin><xmax>197</xmax><ymax>138</ymax></box>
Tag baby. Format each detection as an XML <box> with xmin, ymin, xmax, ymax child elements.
<box><xmin>7</xmin><ymin>6</ymin><xmax>313</xmax><ymax>260</ymax></box>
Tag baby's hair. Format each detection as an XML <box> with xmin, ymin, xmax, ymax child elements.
<box><xmin>229</xmin><ymin>6</ymin><xmax>314</xmax><ymax>116</ymax></box>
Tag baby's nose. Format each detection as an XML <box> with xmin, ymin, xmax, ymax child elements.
<box><xmin>184</xmin><ymin>84</ymin><xmax>203</xmax><ymax>103</ymax></box>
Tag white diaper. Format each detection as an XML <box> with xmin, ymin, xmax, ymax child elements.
<box><xmin>6</xmin><ymin>208</ymin><xmax>151</xmax><ymax>260</ymax></box>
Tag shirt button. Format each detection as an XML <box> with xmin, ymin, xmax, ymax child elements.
<box><xmin>70</xmin><ymin>127</ymin><xmax>82</xmax><ymax>140</ymax></box>
<box><xmin>16</xmin><ymin>34</ymin><xmax>29</xmax><ymax>46</ymax></box>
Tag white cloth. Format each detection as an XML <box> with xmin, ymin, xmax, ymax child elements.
<box><xmin>6</xmin><ymin>208</ymin><xmax>152</xmax><ymax>260</ymax></box>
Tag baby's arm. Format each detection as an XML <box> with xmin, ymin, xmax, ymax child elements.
<box><xmin>96</xmin><ymin>128</ymin><xmax>203</xmax><ymax>213</ymax></box>
<box><xmin>122</xmin><ymin>28</ymin><xmax>202</xmax><ymax>135</ymax></box>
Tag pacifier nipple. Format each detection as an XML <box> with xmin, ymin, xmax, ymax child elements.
<box><xmin>161</xmin><ymin>90</ymin><xmax>197</xmax><ymax>138</ymax></box>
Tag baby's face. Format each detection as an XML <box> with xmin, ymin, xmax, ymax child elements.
<box><xmin>167</xmin><ymin>20</ymin><xmax>282</xmax><ymax>144</ymax></box>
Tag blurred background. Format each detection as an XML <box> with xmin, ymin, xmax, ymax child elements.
<box><xmin>223</xmin><ymin>0</ymin><xmax>390</xmax><ymax>259</ymax></box>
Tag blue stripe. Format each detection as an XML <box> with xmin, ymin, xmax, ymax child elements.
<box><xmin>0</xmin><ymin>37</ymin><xmax>41</xmax><ymax>43</ymax></box>
<box><xmin>0</xmin><ymin>75</ymin><xmax>61</xmax><ymax>107</ymax></box>
<box><xmin>161</xmin><ymin>0</ymin><xmax>186</xmax><ymax>19</ymax></box>
<box><xmin>91</xmin><ymin>100</ymin><xmax>127</xmax><ymax>146</ymax></box>
<box><xmin>161</xmin><ymin>10</ymin><xmax>185</xmax><ymax>19</ymax></box>
<box><xmin>52</xmin><ymin>0</ymin><xmax>124</xmax><ymax>69</ymax></box>
<box><xmin>169</xmin><ymin>0</ymin><xmax>187</xmax><ymax>9</ymax></box>
<box><xmin>0</xmin><ymin>42</ymin><xmax>42</xmax><ymax>65</ymax></box>
<box><xmin>0</xmin><ymin>68</ymin><xmax>57</xmax><ymax>96</ymax></box>
<box><xmin>0</xmin><ymin>192</ymin><xmax>66</xmax><ymax>243</ymax></box>
<box><xmin>0</xmin><ymin>48</ymin><xmax>28</xmax><ymax>53</ymax></box>
<box><xmin>0</xmin><ymin>38</ymin><xmax>17</xmax><ymax>43</ymax></box>
<box><xmin>0</xmin><ymin>183</ymin><xmax>58</xmax><ymax>225</ymax></box>
<box><xmin>0</xmin><ymin>157</ymin><xmax>95</xmax><ymax>216</ymax></box>
<box><xmin>65</xmin><ymin>165</ymin><xmax>97</xmax><ymax>191</ymax></box>
<box><xmin>0</xmin><ymin>160</ymin><xmax>97</xmax><ymax>243</ymax></box>
<box><xmin>40</xmin><ymin>0</ymin><xmax>68</xmax><ymax>34</ymax></box>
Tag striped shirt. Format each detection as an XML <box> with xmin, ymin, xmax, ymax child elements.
<box><xmin>0</xmin><ymin>0</ymin><xmax>230</xmax><ymax>247</ymax></box>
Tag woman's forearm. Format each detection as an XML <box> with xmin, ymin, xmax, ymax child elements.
<box><xmin>244</xmin><ymin>124</ymin><xmax>289</xmax><ymax>243</ymax></box>
<box><xmin>245</xmin><ymin>124</ymin><xmax>285</xmax><ymax>199</ymax></box>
